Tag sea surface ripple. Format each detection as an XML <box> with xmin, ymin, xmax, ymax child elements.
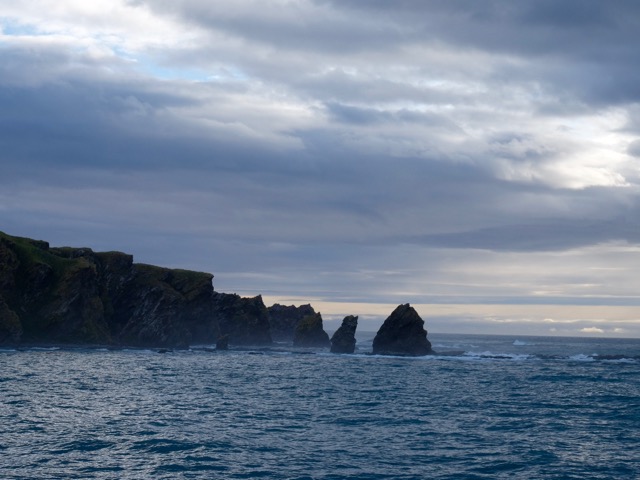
<box><xmin>1</xmin><ymin>334</ymin><xmax>639</xmax><ymax>479</ymax></box>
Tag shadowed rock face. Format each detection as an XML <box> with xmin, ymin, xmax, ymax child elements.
<box><xmin>293</xmin><ymin>312</ymin><xmax>330</xmax><ymax>348</ymax></box>
<box><xmin>108</xmin><ymin>262</ymin><xmax>217</xmax><ymax>348</ymax></box>
<box><xmin>216</xmin><ymin>334</ymin><xmax>229</xmax><ymax>350</ymax></box>
<box><xmin>330</xmin><ymin>315</ymin><xmax>358</xmax><ymax>354</ymax></box>
<box><xmin>372</xmin><ymin>304</ymin><xmax>432</xmax><ymax>356</ymax></box>
<box><xmin>0</xmin><ymin>231</ymin><xmax>272</xmax><ymax>348</ymax></box>
<box><xmin>214</xmin><ymin>293</ymin><xmax>272</xmax><ymax>346</ymax></box>
<box><xmin>268</xmin><ymin>303</ymin><xmax>316</xmax><ymax>342</ymax></box>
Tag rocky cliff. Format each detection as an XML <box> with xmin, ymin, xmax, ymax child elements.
<box><xmin>214</xmin><ymin>293</ymin><xmax>272</xmax><ymax>346</ymax></box>
<box><xmin>267</xmin><ymin>303</ymin><xmax>316</xmax><ymax>342</ymax></box>
<box><xmin>293</xmin><ymin>312</ymin><xmax>330</xmax><ymax>348</ymax></box>
<box><xmin>0</xmin><ymin>231</ymin><xmax>272</xmax><ymax>348</ymax></box>
<box><xmin>330</xmin><ymin>315</ymin><xmax>358</xmax><ymax>354</ymax></box>
<box><xmin>372</xmin><ymin>304</ymin><xmax>432</xmax><ymax>356</ymax></box>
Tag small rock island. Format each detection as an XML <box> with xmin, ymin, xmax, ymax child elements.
<box><xmin>372</xmin><ymin>303</ymin><xmax>433</xmax><ymax>356</ymax></box>
<box><xmin>330</xmin><ymin>315</ymin><xmax>358</xmax><ymax>354</ymax></box>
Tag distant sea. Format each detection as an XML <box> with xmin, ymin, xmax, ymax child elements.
<box><xmin>1</xmin><ymin>333</ymin><xmax>639</xmax><ymax>479</ymax></box>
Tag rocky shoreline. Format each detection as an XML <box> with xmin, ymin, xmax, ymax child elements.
<box><xmin>0</xmin><ymin>231</ymin><xmax>434</xmax><ymax>356</ymax></box>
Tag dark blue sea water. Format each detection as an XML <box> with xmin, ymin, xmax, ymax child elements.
<box><xmin>1</xmin><ymin>333</ymin><xmax>639</xmax><ymax>479</ymax></box>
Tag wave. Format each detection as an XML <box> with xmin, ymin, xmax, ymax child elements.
<box><xmin>20</xmin><ymin>346</ymin><xmax>62</xmax><ymax>352</ymax></box>
<box><xmin>6</xmin><ymin>343</ymin><xmax>640</xmax><ymax>364</ymax></box>
<box><xmin>461</xmin><ymin>351</ymin><xmax>533</xmax><ymax>361</ymax></box>
<box><xmin>347</xmin><ymin>350</ymin><xmax>640</xmax><ymax>363</ymax></box>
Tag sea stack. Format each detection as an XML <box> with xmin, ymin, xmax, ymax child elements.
<box><xmin>268</xmin><ymin>303</ymin><xmax>316</xmax><ymax>342</ymax></box>
<box><xmin>372</xmin><ymin>304</ymin><xmax>432</xmax><ymax>356</ymax></box>
<box><xmin>293</xmin><ymin>312</ymin><xmax>330</xmax><ymax>348</ymax></box>
<box><xmin>216</xmin><ymin>334</ymin><xmax>229</xmax><ymax>350</ymax></box>
<box><xmin>214</xmin><ymin>293</ymin><xmax>272</xmax><ymax>346</ymax></box>
<box><xmin>330</xmin><ymin>315</ymin><xmax>358</xmax><ymax>354</ymax></box>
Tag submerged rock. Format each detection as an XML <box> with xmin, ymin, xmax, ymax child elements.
<box><xmin>330</xmin><ymin>315</ymin><xmax>358</xmax><ymax>354</ymax></box>
<box><xmin>293</xmin><ymin>312</ymin><xmax>330</xmax><ymax>348</ymax></box>
<box><xmin>372</xmin><ymin>304</ymin><xmax>432</xmax><ymax>356</ymax></box>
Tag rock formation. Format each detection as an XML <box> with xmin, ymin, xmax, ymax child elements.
<box><xmin>0</xmin><ymin>231</ymin><xmax>273</xmax><ymax>348</ymax></box>
<box><xmin>330</xmin><ymin>315</ymin><xmax>358</xmax><ymax>354</ymax></box>
<box><xmin>372</xmin><ymin>304</ymin><xmax>432</xmax><ymax>356</ymax></box>
<box><xmin>293</xmin><ymin>312</ymin><xmax>330</xmax><ymax>348</ymax></box>
<box><xmin>214</xmin><ymin>293</ymin><xmax>272</xmax><ymax>346</ymax></box>
<box><xmin>267</xmin><ymin>303</ymin><xmax>316</xmax><ymax>342</ymax></box>
<box><xmin>216</xmin><ymin>334</ymin><xmax>229</xmax><ymax>350</ymax></box>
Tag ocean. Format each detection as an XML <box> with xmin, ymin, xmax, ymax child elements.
<box><xmin>1</xmin><ymin>333</ymin><xmax>639</xmax><ymax>479</ymax></box>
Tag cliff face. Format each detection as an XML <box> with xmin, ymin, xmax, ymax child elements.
<box><xmin>293</xmin><ymin>312</ymin><xmax>330</xmax><ymax>348</ymax></box>
<box><xmin>372</xmin><ymin>304</ymin><xmax>432</xmax><ymax>356</ymax></box>
<box><xmin>0</xmin><ymin>231</ymin><xmax>224</xmax><ymax>347</ymax></box>
<box><xmin>108</xmin><ymin>263</ymin><xmax>218</xmax><ymax>348</ymax></box>
<box><xmin>0</xmin><ymin>235</ymin><xmax>110</xmax><ymax>345</ymax></box>
<box><xmin>214</xmin><ymin>293</ymin><xmax>272</xmax><ymax>346</ymax></box>
<box><xmin>267</xmin><ymin>303</ymin><xmax>316</xmax><ymax>342</ymax></box>
<box><xmin>330</xmin><ymin>315</ymin><xmax>358</xmax><ymax>354</ymax></box>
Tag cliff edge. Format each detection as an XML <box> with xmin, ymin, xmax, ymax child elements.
<box><xmin>0</xmin><ymin>231</ymin><xmax>272</xmax><ymax>348</ymax></box>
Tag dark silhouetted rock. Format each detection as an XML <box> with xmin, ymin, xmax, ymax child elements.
<box><xmin>372</xmin><ymin>304</ymin><xmax>432</xmax><ymax>356</ymax></box>
<box><xmin>216</xmin><ymin>334</ymin><xmax>229</xmax><ymax>350</ymax></box>
<box><xmin>330</xmin><ymin>315</ymin><xmax>358</xmax><ymax>354</ymax></box>
<box><xmin>0</xmin><ymin>231</ymin><xmax>219</xmax><ymax>348</ymax></box>
<box><xmin>214</xmin><ymin>293</ymin><xmax>272</xmax><ymax>346</ymax></box>
<box><xmin>0</xmin><ymin>230</ymin><xmax>317</xmax><ymax>349</ymax></box>
<box><xmin>111</xmin><ymin>264</ymin><xmax>217</xmax><ymax>348</ymax></box>
<box><xmin>0</xmin><ymin>296</ymin><xmax>22</xmax><ymax>345</ymax></box>
<box><xmin>268</xmin><ymin>303</ymin><xmax>316</xmax><ymax>342</ymax></box>
<box><xmin>293</xmin><ymin>312</ymin><xmax>330</xmax><ymax>348</ymax></box>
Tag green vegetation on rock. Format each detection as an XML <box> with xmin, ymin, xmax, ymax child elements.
<box><xmin>0</xmin><ymin>231</ymin><xmax>219</xmax><ymax>347</ymax></box>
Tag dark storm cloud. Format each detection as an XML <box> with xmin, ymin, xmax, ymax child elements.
<box><xmin>0</xmin><ymin>45</ymin><xmax>316</xmax><ymax>180</ymax></box>
<box><xmin>318</xmin><ymin>0</ymin><xmax>640</xmax><ymax>104</ymax></box>
<box><xmin>418</xmin><ymin>218</ymin><xmax>640</xmax><ymax>252</ymax></box>
<box><xmin>323</xmin><ymin>102</ymin><xmax>461</xmax><ymax>129</ymax></box>
<box><xmin>143</xmin><ymin>0</ymin><xmax>403</xmax><ymax>55</ymax></box>
<box><xmin>327</xmin><ymin>0</ymin><xmax>640</xmax><ymax>55</ymax></box>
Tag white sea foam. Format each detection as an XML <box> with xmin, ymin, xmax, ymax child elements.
<box><xmin>463</xmin><ymin>351</ymin><xmax>532</xmax><ymax>361</ymax></box>
<box><xmin>569</xmin><ymin>353</ymin><xmax>595</xmax><ymax>362</ymax></box>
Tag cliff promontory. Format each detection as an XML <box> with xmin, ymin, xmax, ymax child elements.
<box><xmin>0</xmin><ymin>231</ymin><xmax>272</xmax><ymax>348</ymax></box>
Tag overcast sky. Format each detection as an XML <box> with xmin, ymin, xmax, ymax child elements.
<box><xmin>2</xmin><ymin>1</ymin><xmax>640</xmax><ymax>336</ymax></box>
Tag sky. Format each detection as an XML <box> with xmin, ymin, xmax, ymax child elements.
<box><xmin>1</xmin><ymin>1</ymin><xmax>640</xmax><ymax>337</ymax></box>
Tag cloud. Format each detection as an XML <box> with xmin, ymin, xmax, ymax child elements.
<box><xmin>2</xmin><ymin>1</ymin><xmax>640</xmax><ymax>334</ymax></box>
<box><xmin>581</xmin><ymin>327</ymin><xmax>605</xmax><ymax>334</ymax></box>
<box><xmin>417</xmin><ymin>219</ymin><xmax>640</xmax><ymax>252</ymax></box>
<box><xmin>628</xmin><ymin>140</ymin><xmax>640</xmax><ymax>158</ymax></box>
